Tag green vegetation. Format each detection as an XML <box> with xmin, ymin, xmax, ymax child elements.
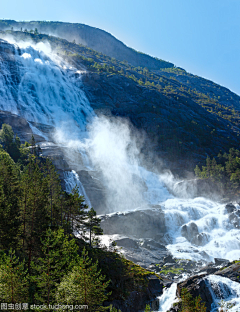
<box><xmin>159</xmin><ymin>267</ymin><xmax>184</xmax><ymax>275</ymax></box>
<box><xmin>195</xmin><ymin>148</ymin><xmax>240</xmax><ymax>197</ymax></box>
<box><xmin>0</xmin><ymin>123</ymin><xmax>156</xmax><ymax>310</ymax></box>
<box><xmin>180</xmin><ymin>288</ymin><xmax>206</xmax><ymax>312</ymax></box>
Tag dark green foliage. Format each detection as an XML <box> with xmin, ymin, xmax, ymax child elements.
<box><xmin>0</xmin><ymin>149</ymin><xmax>20</xmax><ymax>250</ymax></box>
<box><xmin>31</xmin><ymin>228</ymin><xmax>79</xmax><ymax>304</ymax></box>
<box><xmin>0</xmin><ymin>249</ymin><xmax>29</xmax><ymax>302</ymax></box>
<box><xmin>0</xmin><ymin>124</ymin><xmax>21</xmax><ymax>162</ymax></box>
<box><xmin>109</xmin><ymin>305</ymin><xmax>122</xmax><ymax>312</ymax></box>
<box><xmin>180</xmin><ymin>288</ymin><xmax>206</xmax><ymax>312</ymax></box>
<box><xmin>195</xmin><ymin>148</ymin><xmax>240</xmax><ymax>197</ymax></box>
<box><xmin>86</xmin><ymin>207</ymin><xmax>103</xmax><ymax>248</ymax></box>
<box><xmin>56</xmin><ymin>247</ymin><xmax>110</xmax><ymax>311</ymax></box>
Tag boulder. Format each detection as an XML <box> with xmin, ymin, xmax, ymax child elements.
<box><xmin>214</xmin><ymin>258</ymin><xmax>229</xmax><ymax>266</ymax></box>
<box><xmin>100</xmin><ymin>208</ymin><xmax>166</xmax><ymax>238</ymax></box>
<box><xmin>225</xmin><ymin>203</ymin><xmax>236</xmax><ymax>214</ymax></box>
<box><xmin>115</xmin><ymin>238</ymin><xmax>139</xmax><ymax>249</ymax></box>
<box><xmin>142</xmin><ymin>239</ymin><xmax>167</xmax><ymax>251</ymax></box>
<box><xmin>215</xmin><ymin>262</ymin><xmax>240</xmax><ymax>282</ymax></box>
<box><xmin>181</xmin><ymin>222</ymin><xmax>210</xmax><ymax>246</ymax></box>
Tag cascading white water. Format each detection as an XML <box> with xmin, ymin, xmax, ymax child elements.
<box><xmin>158</xmin><ymin>283</ymin><xmax>177</xmax><ymax>312</ymax></box>
<box><xmin>205</xmin><ymin>275</ymin><xmax>240</xmax><ymax>312</ymax></box>
<box><xmin>63</xmin><ymin>170</ymin><xmax>91</xmax><ymax>208</ymax></box>
<box><xmin>0</xmin><ymin>38</ymin><xmax>239</xmax><ymax>263</ymax></box>
<box><xmin>0</xmin><ymin>39</ymin><xmax>94</xmax><ymax>135</ymax></box>
<box><xmin>163</xmin><ymin>198</ymin><xmax>240</xmax><ymax>262</ymax></box>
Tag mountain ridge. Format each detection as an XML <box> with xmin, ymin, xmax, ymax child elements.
<box><xmin>0</xmin><ymin>19</ymin><xmax>174</xmax><ymax>70</ymax></box>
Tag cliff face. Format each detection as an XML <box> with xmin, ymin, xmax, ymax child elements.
<box><xmin>81</xmin><ymin>72</ymin><xmax>240</xmax><ymax>172</ymax></box>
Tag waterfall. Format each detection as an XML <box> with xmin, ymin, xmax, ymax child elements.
<box><xmin>0</xmin><ymin>38</ymin><xmax>240</xmax><ymax>263</ymax></box>
<box><xmin>0</xmin><ymin>40</ymin><xmax>94</xmax><ymax>133</ymax></box>
<box><xmin>205</xmin><ymin>275</ymin><xmax>240</xmax><ymax>311</ymax></box>
<box><xmin>63</xmin><ymin>170</ymin><xmax>91</xmax><ymax>208</ymax></box>
<box><xmin>157</xmin><ymin>283</ymin><xmax>177</xmax><ymax>312</ymax></box>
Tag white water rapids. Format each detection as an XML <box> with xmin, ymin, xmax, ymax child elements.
<box><xmin>0</xmin><ymin>38</ymin><xmax>239</xmax><ymax>266</ymax></box>
<box><xmin>205</xmin><ymin>275</ymin><xmax>240</xmax><ymax>312</ymax></box>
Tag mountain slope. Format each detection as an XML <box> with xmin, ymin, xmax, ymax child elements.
<box><xmin>0</xmin><ymin>29</ymin><xmax>240</xmax><ymax>173</ymax></box>
<box><xmin>0</xmin><ymin>20</ymin><xmax>174</xmax><ymax>70</ymax></box>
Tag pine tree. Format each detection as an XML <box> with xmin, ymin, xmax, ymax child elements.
<box><xmin>63</xmin><ymin>186</ymin><xmax>88</xmax><ymax>236</ymax></box>
<box><xmin>18</xmin><ymin>158</ymin><xmax>50</xmax><ymax>270</ymax></box>
<box><xmin>0</xmin><ymin>150</ymin><xmax>20</xmax><ymax>250</ymax></box>
<box><xmin>0</xmin><ymin>249</ymin><xmax>29</xmax><ymax>303</ymax></box>
<box><xmin>85</xmin><ymin>207</ymin><xmax>103</xmax><ymax>248</ymax></box>
<box><xmin>32</xmin><ymin>228</ymin><xmax>79</xmax><ymax>305</ymax></box>
<box><xmin>30</xmin><ymin>135</ymin><xmax>36</xmax><ymax>155</ymax></box>
<box><xmin>56</xmin><ymin>247</ymin><xmax>110</xmax><ymax>311</ymax></box>
<box><xmin>44</xmin><ymin>159</ymin><xmax>62</xmax><ymax>228</ymax></box>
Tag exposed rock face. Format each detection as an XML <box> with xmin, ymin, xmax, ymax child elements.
<box><xmin>115</xmin><ymin>237</ymin><xmax>139</xmax><ymax>249</ymax></box>
<box><xmin>100</xmin><ymin>208</ymin><xmax>166</xmax><ymax>239</ymax></box>
<box><xmin>82</xmin><ymin>72</ymin><xmax>240</xmax><ymax>173</ymax></box>
<box><xmin>172</xmin><ymin>178</ymin><xmax>224</xmax><ymax>200</ymax></box>
<box><xmin>214</xmin><ymin>262</ymin><xmax>240</xmax><ymax>283</ymax></box>
<box><xmin>0</xmin><ymin>110</ymin><xmax>45</xmax><ymax>143</ymax></box>
<box><xmin>76</xmin><ymin>170</ymin><xmax>108</xmax><ymax>213</ymax></box>
<box><xmin>225</xmin><ymin>203</ymin><xmax>240</xmax><ymax>229</ymax></box>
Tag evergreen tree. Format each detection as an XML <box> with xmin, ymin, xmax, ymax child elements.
<box><xmin>44</xmin><ymin>159</ymin><xmax>62</xmax><ymax>228</ymax></box>
<box><xmin>64</xmin><ymin>187</ymin><xmax>88</xmax><ymax>236</ymax></box>
<box><xmin>0</xmin><ymin>249</ymin><xmax>29</xmax><ymax>303</ymax></box>
<box><xmin>85</xmin><ymin>207</ymin><xmax>103</xmax><ymax>248</ymax></box>
<box><xmin>18</xmin><ymin>158</ymin><xmax>50</xmax><ymax>270</ymax></box>
<box><xmin>180</xmin><ymin>288</ymin><xmax>206</xmax><ymax>312</ymax></box>
<box><xmin>32</xmin><ymin>228</ymin><xmax>79</xmax><ymax>305</ymax></box>
<box><xmin>56</xmin><ymin>247</ymin><xmax>110</xmax><ymax>311</ymax></box>
<box><xmin>0</xmin><ymin>150</ymin><xmax>20</xmax><ymax>250</ymax></box>
<box><xmin>30</xmin><ymin>135</ymin><xmax>36</xmax><ymax>155</ymax></box>
<box><xmin>0</xmin><ymin>124</ymin><xmax>21</xmax><ymax>161</ymax></box>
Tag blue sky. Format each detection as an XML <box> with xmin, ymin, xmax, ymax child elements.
<box><xmin>2</xmin><ymin>0</ymin><xmax>240</xmax><ymax>95</ymax></box>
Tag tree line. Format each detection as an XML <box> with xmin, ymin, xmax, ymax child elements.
<box><xmin>195</xmin><ymin>148</ymin><xmax>240</xmax><ymax>198</ymax></box>
<box><xmin>0</xmin><ymin>124</ymin><xmax>108</xmax><ymax>310</ymax></box>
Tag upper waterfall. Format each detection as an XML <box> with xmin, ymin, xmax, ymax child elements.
<box><xmin>0</xmin><ymin>39</ymin><xmax>94</xmax><ymax>136</ymax></box>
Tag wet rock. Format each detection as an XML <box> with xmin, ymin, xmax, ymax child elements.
<box><xmin>172</xmin><ymin>178</ymin><xmax>224</xmax><ymax>200</ymax></box>
<box><xmin>115</xmin><ymin>238</ymin><xmax>139</xmax><ymax>249</ymax></box>
<box><xmin>142</xmin><ymin>239</ymin><xmax>167</xmax><ymax>251</ymax></box>
<box><xmin>181</xmin><ymin>222</ymin><xmax>210</xmax><ymax>246</ymax></box>
<box><xmin>163</xmin><ymin>255</ymin><xmax>175</xmax><ymax>264</ymax></box>
<box><xmin>214</xmin><ymin>258</ymin><xmax>229</xmax><ymax>266</ymax></box>
<box><xmin>215</xmin><ymin>262</ymin><xmax>240</xmax><ymax>282</ymax></box>
<box><xmin>104</xmin><ymin>275</ymin><xmax>163</xmax><ymax>312</ymax></box>
<box><xmin>76</xmin><ymin>170</ymin><xmax>108</xmax><ymax>213</ymax></box>
<box><xmin>100</xmin><ymin>208</ymin><xmax>166</xmax><ymax>238</ymax></box>
<box><xmin>194</xmin><ymin>232</ymin><xmax>210</xmax><ymax>246</ymax></box>
<box><xmin>181</xmin><ymin>222</ymin><xmax>198</xmax><ymax>241</ymax></box>
<box><xmin>225</xmin><ymin>203</ymin><xmax>236</xmax><ymax>214</ymax></box>
<box><xmin>0</xmin><ymin>110</ymin><xmax>45</xmax><ymax>143</ymax></box>
<box><xmin>174</xmin><ymin>262</ymin><xmax>240</xmax><ymax>312</ymax></box>
<box><xmin>228</xmin><ymin>210</ymin><xmax>240</xmax><ymax>229</ymax></box>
